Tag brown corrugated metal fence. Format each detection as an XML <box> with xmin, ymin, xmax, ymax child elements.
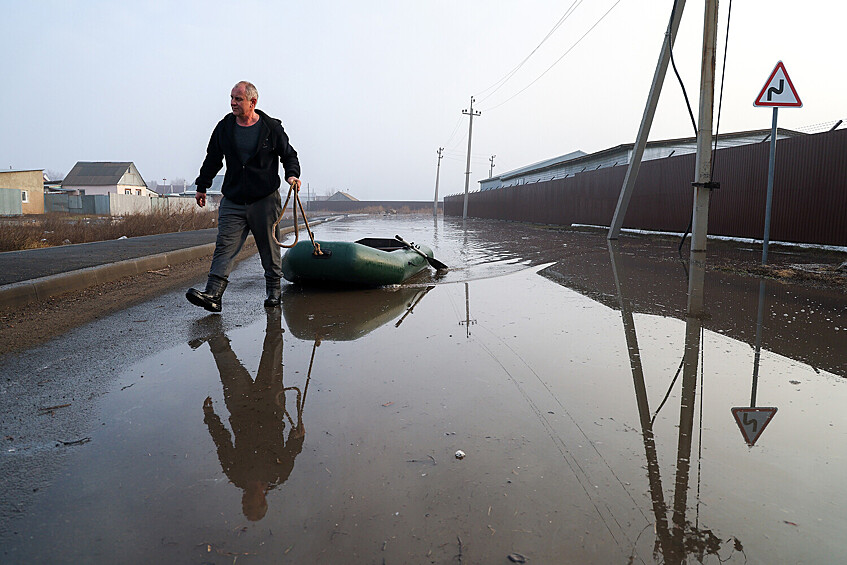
<box><xmin>445</xmin><ymin>129</ymin><xmax>847</xmax><ymax>246</ymax></box>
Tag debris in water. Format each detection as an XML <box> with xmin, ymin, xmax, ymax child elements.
<box><xmin>455</xmin><ymin>450</ymin><xmax>465</xmax><ymax>459</ymax></box>
<box><xmin>59</xmin><ymin>437</ymin><xmax>91</xmax><ymax>446</ymax></box>
<box><xmin>508</xmin><ymin>553</ymin><xmax>528</xmax><ymax>563</ymax></box>
<box><xmin>38</xmin><ymin>403</ymin><xmax>71</xmax><ymax>414</ymax></box>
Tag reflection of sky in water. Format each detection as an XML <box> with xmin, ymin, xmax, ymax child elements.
<box><xmin>2</xmin><ymin>215</ymin><xmax>846</xmax><ymax>563</ymax></box>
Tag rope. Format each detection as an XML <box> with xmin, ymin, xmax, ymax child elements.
<box><xmin>273</xmin><ymin>181</ymin><xmax>323</xmax><ymax>256</ymax></box>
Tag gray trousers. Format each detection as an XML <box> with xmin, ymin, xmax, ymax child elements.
<box><xmin>209</xmin><ymin>192</ymin><xmax>282</xmax><ymax>286</ymax></box>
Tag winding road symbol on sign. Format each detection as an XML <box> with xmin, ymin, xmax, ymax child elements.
<box><xmin>731</xmin><ymin>407</ymin><xmax>778</xmax><ymax>446</ymax></box>
<box><xmin>754</xmin><ymin>61</ymin><xmax>801</xmax><ymax>107</ymax></box>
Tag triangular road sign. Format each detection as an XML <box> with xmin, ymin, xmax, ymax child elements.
<box><xmin>754</xmin><ymin>62</ymin><xmax>802</xmax><ymax>107</ymax></box>
<box><xmin>731</xmin><ymin>407</ymin><xmax>778</xmax><ymax>446</ymax></box>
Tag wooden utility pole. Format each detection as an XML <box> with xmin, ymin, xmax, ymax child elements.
<box><xmin>489</xmin><ymin>155</ymin><xmax>496</xmax><ymax>178</ymax></box>
<box><xmin>608</xmin><ymin>0</ymin><xmax>687</xmax><ymax>240</ymax></box>
<box><xmin>462</xmin><ymin>97</ymin><xmax>481</xmax><ymax>219</ymax></box>
<box><xmin>433</xmin><ymin>147</ymin><xmax>444</xmax><ymax>217</ymax></box>
<box><xmin>687</xmin><ymin>0</ymin><xmax>720</xmax><ymax>316</ymax></box>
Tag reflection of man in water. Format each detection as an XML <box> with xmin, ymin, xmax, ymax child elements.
<box><xmin>200</xmin><ymin>309</ymin><xmax>304</xmax><ymax>521</ymax></box>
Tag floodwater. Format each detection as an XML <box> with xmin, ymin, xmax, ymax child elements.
<box><xmin>1</xmin><ymin>215</ymin><xmax>846</xmax><ymax>564</ymax></box>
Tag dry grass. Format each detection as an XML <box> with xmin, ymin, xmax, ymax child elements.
<box><xmin>0</xmin><ymin>209</ymin><xmax>218</xmax><ymax>252</ymax></box>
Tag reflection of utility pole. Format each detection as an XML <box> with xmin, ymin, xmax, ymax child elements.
<box><xmin>610</xmin><ymin>241</ymin><xmax>737</xmax><ymax>562</ymax></box>
<box><xmin>462</xmin><ymin>97</ymin><xmax>481</xmax><ymax>219</ymax></box>
<box><xmin>458</xmin><ymin>282</ymin><xmax>477</xmax><ymax>338</ymax></box>
<box><xmin>489</xmin><ymin>155</ymin><xmax>496</xmax><ymax>178</ymax></box>
<box><xmin>673</xmin><ymin>293</ymin><xmax>703</xmax><ymax>553</ymax></box>
<box><xmin>433</xmin><ymin>147</ymin><xmax>444</xmax><ymax>218</ymax></box>
<box><xmin>608</xmin><ymin>241</ymin><xmax>673</xmax><ymax>556</ymax></box>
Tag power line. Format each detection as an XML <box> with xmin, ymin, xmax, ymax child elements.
<box><xmin>443</xmin><ymin>116</ymin><xmax>464</xmax><ymax>149</ymax></box>
<box><xmin>668</xmin><ymin>0</ymin><xmax>698</xmax><ymax>137</ymax></box>
<box><xmin>475</xmin><ymin>0</ymin><xmax>584</xmax><ymax>104</ymax></box>
<box><xmin>480</xmin><ymin>0</ymin><xmax>624</xmax><ymax>113</ymax></box>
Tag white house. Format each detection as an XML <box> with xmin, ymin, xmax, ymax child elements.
<box><xmin>62</xmin><ymin>162</ymin><xmax>155</xmax><ymax>197</ymax></box>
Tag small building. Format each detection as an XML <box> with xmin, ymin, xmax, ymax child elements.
<box><xmin>480</xmin><ymin>128</ymin><xmax>804</xmax><ymax>191</ymax></box>
<box><xmin>185</xmin><ymin>175</ymin><xmax>224</xmax><ymax>206</ymax></box>
<box><xmin>0</xmin><ymin>169</ymin><xmax>46</xmax><ymax>214</ymax></box>
<box><xmin>62</xmin><ymin>162</ymin><xmax>155</xmax><ymax>197</ymax></box>
<box><xmin>327</xmin><ymin>191</ymin><xmax>359</xmax><ymax>202</ymax></box>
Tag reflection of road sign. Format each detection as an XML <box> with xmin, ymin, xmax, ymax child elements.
<box><xmin>731</xmin><ymin>407</ymin><xmax>778</xmax><ymax>446</ymax></box>
<box><xmin>754</xmin><ymin>62</ymin><xmax>801</xmax><ymax>107</ymax></box>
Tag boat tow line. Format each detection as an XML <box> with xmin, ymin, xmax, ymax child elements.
<box><xmin>273</xmin><ymin>180</ymin><xmax>327</xmax><ymax>257</ymax></box>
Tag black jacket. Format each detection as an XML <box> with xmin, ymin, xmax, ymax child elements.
<box><xmin>195</xmin><ymin>109</ymin><xmax>300</xmax><ymax>204</ymax></box>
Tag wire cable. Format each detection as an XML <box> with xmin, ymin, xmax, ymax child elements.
<box><xmin>475</xmin><ymin>0</ymin><xmax>583</xmax><ymax>104</ymax></box>
<box><xmin>479</xmin><ymin>0</ymin><xmax>623</xmax><ymax>113</ymax></box>
<box><xmin>668</xmin><ymin>0</ymin><xmax>698</xmax><ymax>137</ymax></box>
<box><xmin>710</xmin><ymin>0</ymin><xmax>733</xmax><ymax>180</ymax></box>
<box><xmin>442</xmin><ymin>116</ymin><xmax>464</xmax><ymax>150</ymax></box>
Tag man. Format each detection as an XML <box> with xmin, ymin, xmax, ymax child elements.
<box><xmin>186</xmin><ymin>80</ymin><xmax>301</xmax><ymax>312</ymax></box>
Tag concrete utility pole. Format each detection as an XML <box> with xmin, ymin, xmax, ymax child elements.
<box><xmin>462</xmin><ymin>96</ymin><xmax>481</xmax><ymax>219</ymax></box>
<box><xmin>433</xmin><ymin>147</ymin><xmax>444</xmax><ymax>217</ymax></box>
<box><xmin>687</xmin><ymin>0</ymin><xmax>720</xmax><ymax>316</ymax></box>
<box><xmin>489</xmin><ymin>155</ymin><xmax>496</xmax><ymax>178</ymax></box>
<box><xmin>608</xmin><ymin>0</ymin><xmax>687</xmax><ymax>240</ymax></box>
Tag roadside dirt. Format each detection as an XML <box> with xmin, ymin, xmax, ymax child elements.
<box><xmin>0</xmin><ymin>245</ymin><xmax>256</xmax><ymax>358</ymax></box>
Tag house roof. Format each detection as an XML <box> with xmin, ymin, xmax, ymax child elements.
<box><xmin>62</xmin><ymin>162</ymin><xmax>145</xmax><ymax>187</ymax></box>
<box><xmin>186</xmin><ymin>175</ymin><xmax>224</xmax><ymax>194</ymax></box>
<box><xmin>327</xmin><ymin>191</ymin><xmax>359</xmax><ymax>201</ymax></box>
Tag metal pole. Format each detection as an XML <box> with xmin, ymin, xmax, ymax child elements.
<box><xmin>762</xmin><ymin>107</ymin><xmax>778</xmax><ymax>264</ymax></box>
<box><xmin>433</xmin><ymin>147</ymin><xmax>443</xmax><ymax>217</ymax></box>
<box><xmin>489</xmin><ymin>155</ymin><xmax>496</xmax><ymax>178</ymax></box>
<box><xmin>608</xmin><ymin>0</ymin><xmax>687</xmax><ymax>239</ymax></box>
<box><xmin>687</xmin><ymin>0</ymin><xmax>720</xmax><ymax>317</ymax></box>
<box><xmin>462</xmin><ymin>96</ymin><xmax>481</xmax><ymax>219</ymax></box>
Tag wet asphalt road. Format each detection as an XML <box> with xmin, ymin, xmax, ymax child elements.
<box><xmin>1</xmin><ymin>215</ymin><xmax>846</xmax><ymax>564</ymax></box>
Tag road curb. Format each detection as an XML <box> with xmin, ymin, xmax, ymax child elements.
<box><xmin>0</xmin><ymin>221</ymin><xmax>326</xmax><ymax>309</ymax></box>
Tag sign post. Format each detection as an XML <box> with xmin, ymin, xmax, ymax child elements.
<box><xmin>753</xmin><ymin>61</ymin><xmax>802</xmax><ymax>264</ymax></box>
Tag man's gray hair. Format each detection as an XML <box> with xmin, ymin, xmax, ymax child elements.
<box><xmin>236</xmin><ymin>81</ymin><xmax>258</xmax><ymax>102</ymax></box>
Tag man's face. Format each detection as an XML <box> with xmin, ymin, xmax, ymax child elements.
<box><xmin>230</xmin><ymin>86</ymin><xmax>255</xmax><ymax>117</ymax></box>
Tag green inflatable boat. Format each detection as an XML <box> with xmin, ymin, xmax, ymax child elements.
<box><xmin>281</xmin><ymin>237</ymin><xmax>436</xmax><ymax>286</ymax></box>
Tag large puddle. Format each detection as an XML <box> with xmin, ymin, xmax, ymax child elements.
<box><xmin>2</xmin><ymin>215</ymin><xmax>846</xmax><ymax>563</ymax></box>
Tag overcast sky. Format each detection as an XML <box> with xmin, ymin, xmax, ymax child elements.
<box><xmin>2</xmin><ymin>1</ymin><xmax>844</xmax><ymax>200</ymax></box>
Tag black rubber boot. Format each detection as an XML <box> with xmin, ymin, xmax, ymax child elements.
<box><xmin>186</xmin><ymin>275</ymin><xmax>228</xmax><ymax>313</ymax></box>
<box><xmin>264</xmin><ymin>281</ymin><xmax>281</xmax><ymax>308</ymax></box>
